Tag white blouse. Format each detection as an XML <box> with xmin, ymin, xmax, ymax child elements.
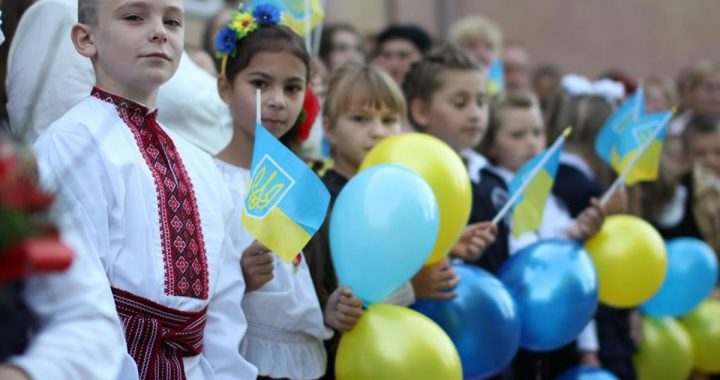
<box><xmin>33</xmin><ymin>95</ymin><xmax>257</xmax><ymax>380</ymax></box>
<box><xmin>215</xmin><ymin>160</ymin><xmax>330</xmax><ymax>380</ymax></box>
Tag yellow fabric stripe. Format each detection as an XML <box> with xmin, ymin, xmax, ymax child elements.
<box><xmin>242</xmin><ymin>207</ymin><xmax>311</xmax><ymax>263</ymax></box>
<box><xmin>611</xmin><ymin>140</ymin><xmax>663</xmax><ymax>185</ymax></box>
<box><xmin>512</xmin><ymin>170</ymin><xmax>553</xmax><ymax>237</ymax></box>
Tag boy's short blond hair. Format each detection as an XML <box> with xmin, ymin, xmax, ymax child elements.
<box><xmin>324</xmin><ymin>62</ymin><xmax>407</xmax><ymax>125</ymax></box>
<box><xmin>449</xmin><ymin>15</ymin><xmax>503</xmax><ymax>53</ymax></box>
<box><xmin>78</xmin><ymin>0</ymin><xmax>99</xmax><ymax>25</ymax></box>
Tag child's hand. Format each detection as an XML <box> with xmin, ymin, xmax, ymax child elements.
<box><xmin>0</xmin><ymin>365</ymin><xmax>31</xmax><ymax>380</ymax></box>
<box><xmin>324</xmin><ymin>287</ymin><xmax>363</xmax><ymax>332</ymax></box>
<box><xmin>579</xmin><ymin>351</ymin><xmax>601</xmax><ymax>367</ymax></box>
<box><xmin>241</xmin><ymin>241</ymin><xmax>274</xmax><ymax>292</ymax></box>
<box><xmin>605</xmin><ymin>186</ymin><xmax>628</xmax><ymax>215</ymax></box>
<box><xmin>567</xmin><ymin>198</ymin><xmax>606</xmax><ymax>241</ymax></box>
<box><xmin>450</xmin><ymin>222</ymin><xmax>497</xmax><ymax>262</ymax></box>
<box><xmin>411</xmin><ymin>258</ymin><xmax>460</xmax><ymax>300</ymax></box>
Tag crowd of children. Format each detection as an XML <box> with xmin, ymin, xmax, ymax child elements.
<box><xmin>0</xmin><ymin>0</ymin><xmax>718</xmax><ymax>379</ymax></box>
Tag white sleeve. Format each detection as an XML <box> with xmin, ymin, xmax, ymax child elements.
<box><xmin>576</xmin><ymin>319</ymin><xmax>599</xmax><ymax>352</ymax></box>
<box><xmin>379</xmin><ymin>282</ymin><xmax>416</xmax><ymax>307</ymax></box>
<box><xmin>7</xmin><ymin>131</ymin><xmax>127</xmax><ymax>379</ymax></box>
<box><xmin>156</xmin><ymin>53</ymin><xmax>233</xmax><ymax>155</ymax></box>
<box><xmin>202</xmin><ymin>204</ymin><xmax>258</xmax><ymax>379</ymax></box>
<box><xmin>6</xmin><ymin>0</ymin><xmax>94</xmax><ymax>144</ymax></box>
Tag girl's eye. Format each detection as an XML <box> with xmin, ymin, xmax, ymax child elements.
<box><xmin>286</xmin><ymin>85</ymin><xmax>303</xmax><ymax>94</ymax></box>
<box><xmin>382</xmin><ymin>116</ymin><xmax>400</xmax><ymax>125</ymax></box>
<box><xmin>453</xmin><ymin>100</ymin><xmax>467</xmax><ymax>108</ymax></box>
<box><xmin>124</xmin><ymin>14</ymin><xmax>142</xmax><ymax>22</ymax></box>
<box><xmin>351</xmin><ymin>115</ymin><xmax>368</xmax><ymax>123</ymax></box>
<box><xmin>250</xmin><ymin>79</ymin><xmax>267</xmax><ymax>89</ymax></box>
<box><xmin>511</xmin><ymin>131</ymin><xmax>525</xmax><ymax>139</ymax></box>
<box><xmin>165</xmin><ymin>19</ymin><xmax>182</xmax><ymax>27</ymax></box>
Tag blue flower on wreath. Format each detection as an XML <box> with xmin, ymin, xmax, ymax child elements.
<box><xmin>253</xmin><ymin>4</ymin><xmax>282</xmax><ymax>25</ymax></box>
<box><xmin>215</xmin><ymin>26</ymin><xmax>238</xmax><ymax>56</ymax></box>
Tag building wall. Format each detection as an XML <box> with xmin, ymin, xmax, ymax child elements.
<box><xmin>324</xmin><ymin>0</ymin><xmax>720</xmax><ymax>81</ymax></box>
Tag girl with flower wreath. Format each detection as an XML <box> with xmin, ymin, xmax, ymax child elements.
<box><xmin>212</xmin><ymin>4</ymin><xmax>362</xmax><ymax>379</ymax></box>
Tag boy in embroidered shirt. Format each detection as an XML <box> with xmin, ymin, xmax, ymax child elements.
<box><xmin>32</xmin><ymin>0</ymin><xmax>256</xmax><ymax>379</ymax></box>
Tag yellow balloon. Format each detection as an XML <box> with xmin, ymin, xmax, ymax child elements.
<box><xmin>336</xmin><ymin>303</ymin><xmax>462</xmax><ymax>380</ymax></box>
<box><xmin>634</xmin><ymin>317</ymin><xmax>694</xmax><ymax>380</ymax></box>
<box><xmin>584</xmin><ymin>214</ymin><xmax>667</xmax><ymax>307</ymax></box>
<box><xmin>680</xmin><ymin>300</ymin><xmax>720</xmax><ymax>373</ymax></box>
<box><xmin>360</xmin><ymin>133</ymin><xmax>472</xmax><ymax>265</ymax></box>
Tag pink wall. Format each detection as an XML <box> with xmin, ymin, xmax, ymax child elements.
<box><xmin>327</xmin><ymin>0</ymin><xmax>720</xmax><ymax>81</ymax></box>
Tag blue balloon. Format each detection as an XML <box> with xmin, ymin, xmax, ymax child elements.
<box><xmin>330</xmin><ymin>164</ymin><xmax>439</xmax><ymax>303</ymax></box>
<box><xmin>641</xmin><ymin>237</ymin><xmax>719</xmax><ymax>317</ymax></box>
<box><xmin>413</xmin><ymin>264</ymin><xmax>520</xmax><ymax>379</ymax></box>
<box><xmin>556</xmin><ymin>366</ymin><xmax>620</xmax><ymax>380</ymax></box>
<box><xmin>498</xmin><ymin>239</ymin><xmax>598</xmax><ymax>351</ymax></box>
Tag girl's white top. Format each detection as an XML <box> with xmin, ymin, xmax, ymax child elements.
<box><xmin>215</xmin><ymin>160</ymin><xmax>330</xmax><ymax>380</ymax></box>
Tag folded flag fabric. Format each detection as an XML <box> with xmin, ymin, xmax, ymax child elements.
<box><xmin>507</xmin><ymin>132</ymin><xmax>566</xmax><ymax>237</ymax></box>
<box><xmin>609</xmin><ymin>111</ymin><xmax>673</xmax><ymax>185</ymax></box>
<box><xmin>595</xmin><ymin>88</ymin><xmax>645</xmax><ymax>163</ymax></box>
<box><xmin>242</xmin><ymin>123</ymin><xmax>330</xmax><ymax>262</ymax></box>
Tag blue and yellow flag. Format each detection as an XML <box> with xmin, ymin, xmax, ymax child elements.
<box><xmin>609</xmin><ymin>111</ymin><xmax>672</xmax><ymax>185</ymax></box>
<box><xmin>244</xmin><ymin>0</ymin><xmax>324</xmax><ymax>36</ymax></box>
<box><xmin>242</xmin><ymin>123</ymin><xmax>330</xmax><ymax>262</ymax></box>
<box><xmin>595</xmin><ymin>88</ymin><xmax>645</xmax><ymax>163</ymax></box>
<box><xmin>487</xmin><ymin>57</ymin><xmax>504</xmax><ymax>97</ymax></box>
<box><xmin>508</xmin><ymin>135</ymin><xmax>565</xmax><ymax>237</ymax></box>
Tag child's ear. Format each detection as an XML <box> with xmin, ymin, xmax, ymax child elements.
<box><xmin>217</xmin><ymin>76</ymin><xmax>232</xmax><ymax>105</ymax></box>
<box><xmin>71</xmin><ymin>23</ymin><xmax>96</xmax><ymax>59</ymax></box>
<box><xmin>410</xmin><ymin>98</ymin><xmax>429</xmax><ymax>129</ymax></box>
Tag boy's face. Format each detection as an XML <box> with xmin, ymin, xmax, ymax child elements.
<box><xmin>460</xmin><ymin>37</ymin><xmax>494</xmax><ymax>70</ymax></box>
<box><xmin>91</xmin><ymin>0</ymin><xmax>184</xmax><ymax>98</ymax></box>
<box><xmin>412</xmin><ymin>69</ymin><xmax>488</xmax><ymax>152</ymax></box>
<box><xmin>374</xmin><ymin>38</ymin><xmax>421</xmax><ymax>84</ymax></box>
<box><xmin>688</xmin><ymin>74</ymin><xmax>720</xmax><ymax>115</ymax></box>
<box><xmin>325</xmin><ymin>102</ymin><xmax>402</xmax><ymax>173</ymax></box>
<box><xmin>220</xmin><ymin>51</ymin><xmax>307</xmax><ymax>140</ymax></box>
<box><xmin>687</xmin><ymin>131</ymin><xmax>720</xmax><ymax>177</ymax></box>
<box><xmin>489</xmin><ymin>106</ymin><xmax>546</xmax><ymax>172</ymax></box>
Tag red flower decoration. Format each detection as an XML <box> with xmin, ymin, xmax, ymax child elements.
<box><xmin>294</xmin><ymin>87</ymin><xmax>320</xmax><ymax>143</ymax></box>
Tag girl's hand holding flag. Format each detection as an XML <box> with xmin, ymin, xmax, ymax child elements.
<box><xmin>566</xmin><ymin>197</ymin><xmax>606</xmax><ymax>241</ymax></box>
<box><xmin>240</xmin><ymin>240</ymin><xmax>275</xmax><ymax>292</ymax></box>
<box><xmin>450</xmin><ymin>222</ymin><xmax>497</xmax><ymax>262</ymax></box>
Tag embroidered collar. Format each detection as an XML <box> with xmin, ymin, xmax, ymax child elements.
<box><xmin>91</xmin><ymin>87</ymin><xmax>159</xmax><ymax>120</ymax></box>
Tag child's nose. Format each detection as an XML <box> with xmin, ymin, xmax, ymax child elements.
<box><xmin>149</xmin><ymin>20</ymin><xmax>168</xmax><ymax>43</ymax></box>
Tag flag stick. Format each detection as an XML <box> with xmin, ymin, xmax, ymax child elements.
<box><xmin>256</xmin><ymin>89</ymin><xmax>261</xmax><ymax>125</ymax></box>
<box><xmin>599</xmin><ymin>112</ymin><xmax>673</xmax><ymax>206</ymax></box>
<box><xmin>491</xmin><ymin>127</ymin><xmax>571</xmax><ymax>226</ymax></box>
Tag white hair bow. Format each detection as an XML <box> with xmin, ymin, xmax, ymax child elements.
<box><xmin>561</xmin><ymin>74</ymin><xmax>625</xmax><ymax>102</ymax></box>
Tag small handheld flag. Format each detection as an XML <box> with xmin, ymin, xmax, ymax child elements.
<box><xmin>600</xmin><ymin>111</ymin><xmax>673</xmax><ymax>205</ymax></box>
<box><xmin>609</xmin><ymin>111</ymin><xmax>673</xmax><ymax>185</ymax></box>
<box><xmin>242</xmin><ymin>90</ymin><xmax>330</xmax><ymax>262</ymax></box>
<box><xmin>244</xmin><ymin>0</ymin><xmax>325</xmax><ymax>37</ymax></box>
<box><xmin>487</xmin><ymin>57</ymin><xmax>504</xmax><ymax>97</ymax></box>
<box><xmin>493</xmin><ymin>128</ymin><xmax>570</xmax><ymax>237</ymax></box>
<box><xmin>595</xmin><ymin>88</ymin><xmax>645</xmax><ymax>163</ymax></box>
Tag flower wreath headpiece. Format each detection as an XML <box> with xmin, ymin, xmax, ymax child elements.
<box><xmin>214</xmin><ymin>3</ymin><xmax>318</xmax><ymax>143</ymax></box>
<box><xmin>215</xmin><ymin>3</ymin><xmax>283</xmax><ymax>78</ymax></box>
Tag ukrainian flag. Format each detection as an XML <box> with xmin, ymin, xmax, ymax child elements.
<box><xmin>245</xmin><ymin>0</ymin><xmax>324</xmax><ymax>36</ymax></box>
<box><xmin>595</xmin><ymin>88</ymin><xmax>645</xmax><ymax>163</ymax></box>
<box><xmin>487</xmin><ymin>57</ymin><xmax>504</xmax><ymax>97</ymax></box>
<box><xmin>242</xmin><ymin>123</ymin><xmax>330</xmax><ymax>262</ymax></box>
<box><xmin>609</xmin><ymin>111</ymin><xmax>673</xmax><ymax>185</ymax></box>
<box><xmin>508</xmin><ymin>137</ymin><xmax>565</xmax><ymax>237</ymax></box>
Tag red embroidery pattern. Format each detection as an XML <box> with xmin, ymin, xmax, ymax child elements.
<box><xmin>92</xmin><ymin>88</ymin><xmax>209</xmax><ymax>299</ymax></box>
<box><xmin>112</xmin><ymin>287</ymin><xmax>207</xmax><ymax>380</ymax></box>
